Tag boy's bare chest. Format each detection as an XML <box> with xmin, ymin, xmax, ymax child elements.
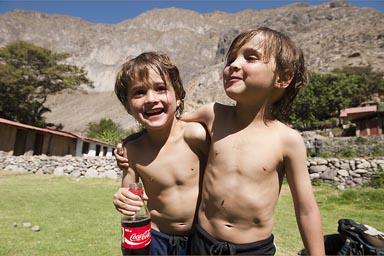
<box><xmin>209</xmin><ymin>130</ymin><xmax>283</xmax><ymax>174</ymax></box>
<box><xmin>133</xmin><ymin>141</ymin><xmax>200</xmax><ymax>184</ymax></box>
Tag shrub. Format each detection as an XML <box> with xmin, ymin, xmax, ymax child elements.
<box><xmin>339</xmin><ymin>147</ymin><xmax>357</xmax><ymax>158</ymax></box>
<box><xmin>367</xmin><ymin>167</ymin><xmax>384</xmax><ymax>189</ymax></box>
<box><xmin>372</xmin><ymin>144</ymin><xmax>384</xmax><ymax>157</ymax></box>
<box><xmin>355</xmin><ymin>136</ymin><xmax>368</xmax><ymax>144</ymax></box>
<box><xmin>85</xmin><ymin>118</ymin><xmax>136</xmax><ymax>145</ymax></box>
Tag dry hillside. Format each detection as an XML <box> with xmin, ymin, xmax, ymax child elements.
<box><xmin>0</xmin><ymin>0</ymin><xmax>383</xmax><ymax>134</ymax></box>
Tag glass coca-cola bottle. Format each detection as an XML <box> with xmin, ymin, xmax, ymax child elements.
<box><xmin>121</xmin><ymin>182</ymin><xmax>151</xmax><ymax>255</ymax></box>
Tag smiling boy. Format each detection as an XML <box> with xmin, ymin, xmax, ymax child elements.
<box><xmin>113</xmin><ymin>52</ymin><xmax>209</xmax><ymax>255</ymax></box>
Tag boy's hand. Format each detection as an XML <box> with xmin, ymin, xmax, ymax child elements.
<box><xmin>114</xmin><ymin>130</ymin><xmax>147</xmax><ymax>169</ymax></box>
<box><xmin>114</xmin><ymin>142</ymin><xmax>129</xmax><ymax>169</ymax></box>
<box><xmin>113</xmin><ymin>188</ymin><xmax>149</xmax><ymax>216</ymax></box>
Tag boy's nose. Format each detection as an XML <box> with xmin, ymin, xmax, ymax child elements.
<box><xmin>230</xmin><ymin>58</ymin><xmax>241</xmax><ymax>70</ymax></box>
<box><xmin>144</xmin><ymin>90</ymin><xmax>158</xmax><ymax>103</ymax></box>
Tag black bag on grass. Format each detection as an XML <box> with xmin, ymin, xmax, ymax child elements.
<box><xmin>298</xmin><ymin>219</ymin><xmax>384</xmax><ymax>256</ymax></box>
<box><xmin>337</xmin><ymin>219</ymin><xmax>384</xmax><ymax>256</ymax></box>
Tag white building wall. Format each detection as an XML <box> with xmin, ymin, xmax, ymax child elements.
<box><xmin>75</xmin><ymin>139</ymin><xmax>114</xmax><ymax>157</ymax></box>
<box><xmin>106</xmin><ymin>148</ymin><xmax>113</xmax><ymax>157</ymax></box>
<box><xmin>75</xmin><ymin>140</ymin><xmax>83</xmax><ymax>157</ymax></box>
<box><xmin>88</xmin><ymin>143</ymin><xmax>96</xmax><ymax>156</ymax></box>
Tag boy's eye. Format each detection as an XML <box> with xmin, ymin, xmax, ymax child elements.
<box><xmin>246</xmin><ymin>55</ymin><xmax>260</xmax><ymax>61</ymax></box>
<box><xmin>157</xmin><ymin>85</ymin><xmax>167</xmax><ymax>92</ymax></box>
<box><xmin>131</xmin><ymin>89</ymin><xmax>145</xmax><ymax>98</ymax></box>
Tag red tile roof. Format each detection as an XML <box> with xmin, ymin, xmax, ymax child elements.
<box><xmin>0</xmin><ymin>117</ymin><xmax>114</xmax><ymax>146</ymax></box>
<box><xmin>340</xmin><ymin>105</ymin><xmax>377</xmax><ymax>118</ymax></box>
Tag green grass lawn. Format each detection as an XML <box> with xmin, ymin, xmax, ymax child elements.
<box><xmin>0</xmin><ymin>171</ymin><xmax>122</xmax><ymax>256</ymax></box>
<box><xmin>1</xmin><ymin>171</ymin><xmax>383</xmax><ymax>255</ymax></box>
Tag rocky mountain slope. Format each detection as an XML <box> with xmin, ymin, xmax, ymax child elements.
<box><xmin>0</xmin><ymin>0</ymin><xmax>383</xmax><ymax>134</ymax></box>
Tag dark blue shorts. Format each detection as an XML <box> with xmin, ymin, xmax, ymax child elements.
<box><xmin>190</xmin><ymin>223</ymin><xmax>276</xmax><ymax>255</ymax></box>
<box><xmin>149</xmin><ymin>229</ymin><xmax>192</xmax><ymax>255</ymax></box>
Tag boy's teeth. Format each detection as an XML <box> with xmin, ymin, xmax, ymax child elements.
<box><xmin>146</xmin><ymin>109</ymin><xmax>163</xmax><ymax>114</ymax></box>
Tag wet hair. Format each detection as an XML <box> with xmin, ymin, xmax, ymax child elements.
<box><xmin>115</xmin><ymin>52</ymin><xmax>185</xmax><ymax>118</ymax></box>
<box><xmin>225</xmin><ymin>27</ymin><xmax>308</xmax><ymax>120</ymax></box>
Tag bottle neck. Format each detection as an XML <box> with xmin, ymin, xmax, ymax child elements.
<box><xmin>129</xmin><ymin>189</ymin><xmax>143</xmax><ymax>196</ymax></box>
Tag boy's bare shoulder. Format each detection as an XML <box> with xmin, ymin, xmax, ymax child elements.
<box><xmin>276</xmin><ymin>122</ymin><xmax>304</xmax><ymax>148</ymax></box>
<box><xmin>182</xmin><ymin>121</ymin><xmax>208</xmax><ymax>142</ymax></box>
<box><xmin>124</xmin><ymin>130</ymin><xmax>148</xmax><ymax>148</ymax></box>
<box><xmin>182</xmin><ymin>120</ymin><xmax>209</xmax><ymax>155</ymax></box>
<box><xmin>194</xmin><ymin>102</ymin><xmax>233</xmax><ymax>114</ymax></box>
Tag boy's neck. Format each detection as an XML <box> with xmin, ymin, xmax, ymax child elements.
<box><xmin>145</xmin><ymin>118</ymin><xmax>180</xmax><ymax>146</ymax></box>
<box><xmin>234</xmin><ymin>102</ymin><xmax>274</xmax><ymax>126</ymax></box>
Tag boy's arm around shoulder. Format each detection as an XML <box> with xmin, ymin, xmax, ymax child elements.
<box><xmin>184</xmin><ymin>121</ymin><xmax>210</xmax><ymax>160</ymax></box>
<box><xmin>114</xmin><ymin>129</ymin><xmax>147</xmax><ymax>169</ymax></box>
<box><xmin>283</xmin><ymin>128</ymin><xmax>325</xmax><ymax>256</ymax></box>
<box><xmin>181</xmin><ymin>102</ymin><xmax>216</xmax><ymax>128</ymax></box>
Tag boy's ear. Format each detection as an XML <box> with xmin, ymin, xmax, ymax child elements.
<box><xmin>276</xmin><ymin>71</ymin><xmax>294</xmax><ymax>89</ymax></box>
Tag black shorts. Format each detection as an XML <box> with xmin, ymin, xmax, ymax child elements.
<box><xmin>190</xmin><ymin>223</ymin><xmax>276</xmax><ymax>255</ymax></box>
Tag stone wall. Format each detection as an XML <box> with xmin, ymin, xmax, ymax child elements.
<box><xmin>0</xmin><ymin>153</ymin><xmax>121</xmax><ymax>179</ymax></box>
<box><xmin>321</xmin><ymin>135</ymin><xmax>384</xmax><ymax>158</ymax></box>
<box><xmin>308</xmin><ymin>157</ymin><xmax>384</xmax><ymax>189</ymax></box>
<box><xmin>1</xmin><ymin>153</ymin><xmax>383</xmax><ymax>189</ymax></box>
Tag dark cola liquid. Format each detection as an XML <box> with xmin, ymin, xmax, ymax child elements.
<box><xmin>121</xmin><ymin>217</ymin><xmax>151</xmax><ymax>255</ymax></box>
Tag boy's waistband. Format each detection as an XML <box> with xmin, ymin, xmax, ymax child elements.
<box><xmin>195</xmin><ymin>222</ymin><xmax>274</xmax><ymax>249</ymax></box>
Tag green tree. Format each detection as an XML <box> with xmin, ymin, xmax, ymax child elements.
<box><xmin>333</xmin><ymin>66</ymin><xmax>384</xmax><ymax>106</ymax></box>
<box><xmin>288</xmin><ymin>67</ymin><xmax>384</xmax><ymax>130</ymax></box>
<box><xmin>0</xmin><ymin>41</ymin><xmax>93</xmax><ymax>127</ymax></box>
<box><xmin>85</xmin><ymin>118</ymin><xmax>135</xmax><ymax>145</ymax></box>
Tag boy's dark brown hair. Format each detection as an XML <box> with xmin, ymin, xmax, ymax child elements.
<box><xmin>225</xmin><ymin>27</ymin><xmax>308</xmax><ymax>120</ymax></box>
<box><xmin>115</xmin><ymin>52</ymin><xmax>185</xmax><ymax>118</ymax></box>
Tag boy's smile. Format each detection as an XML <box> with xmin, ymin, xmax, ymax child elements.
<box><xmin>145</xmin><ymin>108</ymin><xmax>164</xmax><ymax>118</ymax></box>
<box><xmin>228</xmin><ymin>75</ymin><xmax>243</xmax><ymax>83</ymax></box>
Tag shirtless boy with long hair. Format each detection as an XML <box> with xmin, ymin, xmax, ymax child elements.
<box><xmin>183</xmin><ymin>27</ymin><xmax>324</xmax><ymax>255</ymax></box>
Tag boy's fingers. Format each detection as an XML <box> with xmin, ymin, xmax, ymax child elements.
<box><xmin>114</xmin><ymin>201</ymin><xmax>141</xmax><ymax>216</ymax></box>
<box><xmin>117</xmin><ymin>162</ymin><xmax>129</xmax><ymax>169</ymax></box>
<box><xmin>114</xmin><ymin>149</ymin><xmax>129</xmax><ymax>169</ymax></box>
<box><xmin>116</xmin><ymin>153</ymin><xmax>128</xmax><ymax>163</ymax></box>
<box><xmin>117</xmin><ymin>143</ymin><xmax>124</xmax><ymax>155</ymax></box>
<box><xmin>113</xmin><ymin>194</ymin><xmax>143</xmax><ymax>216</ymax></box>
<box><xmin>120</xmin><ymin>210</ymin><xmax>138</xmax><ymax>217</ymax></box>
<box><xmin>116</xmin><ymin>200</ymin><xmax>142</xmax><ymax>211</ymax></box>
<box><xmin>142</xmin><ymin>192</ymin><xmax>149</xmax><ymax>201</ymax></box>
<box><xmin>114</xmin><ymin>143</ymin><xmax>124</xmax><ymax>156</ymax></box>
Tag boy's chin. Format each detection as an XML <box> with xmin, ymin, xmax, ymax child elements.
<box><xmin>224</xmin><ymin>88</ymin><xmax>242</xmax><ymax>101</ymax></box>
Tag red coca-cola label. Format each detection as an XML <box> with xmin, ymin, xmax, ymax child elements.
<box><xmin>129</xmin><ymin>189</ymin><xmax>143</xmax><ymax>195</ymax></box>
<box><xmin>122</xmin><ymin>223</ymin><xmax>151</xmax><ymax>249</ymax></box>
